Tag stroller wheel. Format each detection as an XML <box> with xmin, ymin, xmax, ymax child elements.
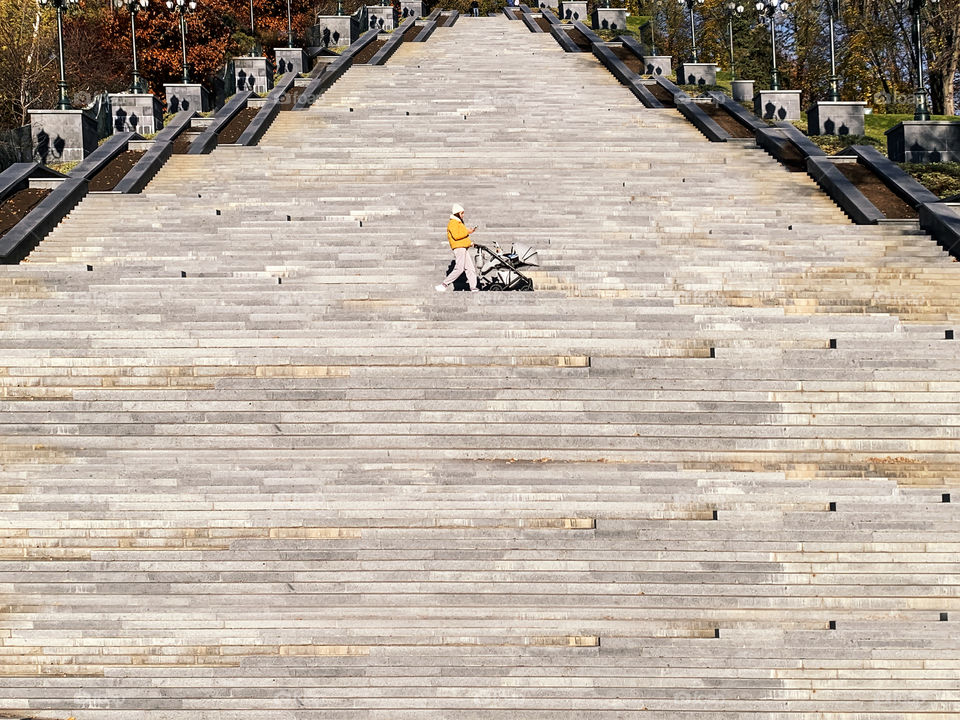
<box><xmin>518</xmin><ymin>279</ymin><xmax>534</xmax><ymax>291</ymax></box>
<box><xmin>486</xmin><ymin>282</ymin><xmax>505</xmax><ymax>291</ymax></box>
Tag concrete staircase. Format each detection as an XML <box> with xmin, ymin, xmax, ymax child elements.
<box><xmin>3</xmin><ymin>17</ymin><xmax>960</xmax><ymax>718</ymax></box>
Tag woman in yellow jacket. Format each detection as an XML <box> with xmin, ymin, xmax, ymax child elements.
<box><xmin>435</xmin><ymin>203</ymin><xmax>479</xmax><ymax>292</ymax></box>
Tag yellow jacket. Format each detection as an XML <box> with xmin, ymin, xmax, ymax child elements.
<box><xmin>447</xmin><ymin>217</ymin><xmax>472</xmax><ymax>249</ymax></box>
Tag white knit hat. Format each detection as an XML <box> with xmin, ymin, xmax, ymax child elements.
<box><xmin>451</xmin><ymin>203</ymin><xmax>465</xmax><ymax>215</ymax></box>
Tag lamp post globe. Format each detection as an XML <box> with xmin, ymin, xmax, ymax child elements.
<box><xmin>677</xmin><ymin>0</ymin><xmax>705</xmax><ymax>63</ymax></box>
<box><xmin>724</xmin><ymin>0</ymin><xmax>744</xmax><ymax>81</ymax></box>
<box><xmin>39</xmin><ymin>0</ymin><xmax>80</xmax><ymax>110</ymax></box>
<box><xmin>115</xmin><ymin>0</ymin><xmax>150</xmax><ymax>94</ymax></box>
<box><xmin>756</xmin><ymin>0</ymin><xmax>789</xmax><ymax>91</ymax></box>
<box><xmin>897</xmin><ymin>0</ymin><xmax>939</xmax><ymax>120</ymax></box>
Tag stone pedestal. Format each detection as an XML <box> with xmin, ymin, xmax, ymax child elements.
<box><xmin>29</xmin><ymin>109</ymin><xmax>99</xmax><ymax>164</ymax></box>
<box><xmin>886</xmin><ymin>121</ymin><xmax>960</xmax><ymax>163</ymax></box>
<box><xmin>399</xmin><ymin>0</ymin><xmax>424</xmax><ymax>18</ymax></box>
<box><xmin>643</xmin><ymin>55</ymin><xmax>671</xmax><ymax>77</ymax></box>
<box><xmin>592</xmin><ymin>7</ymin><xmax>626</xmax><ymax>31</ymax></box>
<box><xmin>367</xmin><ymin>5</ymin><xmax>395</xmax><ymax>30</ymax></box>
<box><xmin>559</xmin><ymin>0</ymin><xmax>587</xmax><ymax>21</ymax></box>
<box><xmin>806</xmin><ymin>100</ymin><xmax>866</xmax><ymax>136</ymax></box>
<box><xmin>275</xmin><ymin>48</ymin><xmax>307</xmax><ymax>75</ymax></box>
<box><xmin>731</xmin><ymin>79</ymin><xmax>754</xmax><ymax>103</ymax></box>
<box><xmin>108</xmin><ymin>93</ymin><xmax>164</xmax><ymax>136</ymax></box>
<box><xmin>308</xmin><ymin>16</ymin><xmax>356</xmax><ymax>47</ymax></box>
<box><xmin>754</xmin><ymin>89</ymin><xmax>802</xmax><ymax>121</ymax></box>
<box><xmin>234</xmin><ymin>56</ymin><xmax>274</xmax><ymax>95</ymax></box>
<box><xmin>165</xmin><ymin>83</ymin><xmax>211</xmax><ymax>113</ymax></box>
<box><xmin>677</xmin><ymin>62</ymin><xmax>717</xmax><ymax>87</ymax></box>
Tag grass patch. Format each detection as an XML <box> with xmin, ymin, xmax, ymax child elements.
<box><xmin>864</xmin><ymin>113</ymin><xmax>957</xmax><ymax>139</ymax></box>
<box><xmin>48</xmin><ymin>160</ymin><xmax>80</xmax><ymax>174</ymax></box>
<box><xmin>900</xmin><ymin>163</ymin><xmax>960</xmax><ymax>199</ymax></box>
<box><xmin>677</xmin><ymin>82</ymin><xmax>731</xmax><ymax>98</ymax></box>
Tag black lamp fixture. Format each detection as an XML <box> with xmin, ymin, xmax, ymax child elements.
<box><xmin>896</xmin><ymin>0</ymin><xmax>939</xmax><ymax>120</ymax></box>
<box><xmin>724</xmin><ymin>0</ymin><xmax>744</xmax><ymax>81</ymax></box>
<box><xmin>38</xmin><ymin>0</ymin><xmax>80</xmax><ymax>110</ymax></box>
<box><xmin>165</xmin><ymin>0</ymin><xmax>198</xmax><ymax>83</ymax></box>
<box><xmin>756</xmin><ymin>0</ymin><xmax>789</xmax><ymax>90</ymax></box>
<box><xmin>678</xmin><ymin>0</ymin><xmax>705</xmax><ymax>63</ymax></box>
<box><xmin>115</xmin><ymin>0</ymin><xmax>150</xmax><ymax>94</ymax></box>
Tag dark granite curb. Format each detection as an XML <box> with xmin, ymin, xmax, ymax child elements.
<box><xmin>836</xmin><ymin>144</ymin><xmax>940</xmax><ymax>209</ymax></box>
<box><xmin>807</xmin><ymin>156</ymin><xmax>885</xmax><ymax>225</ymax></box>
<box><xmin>114</xmin><ymin>110</ymin><xmax>196</xmax><ymax>194</ymax></box>
<box><xmin>442</xmin><ymin>10</ymin><xmax>459</xmax><ymax>26</ymax></box>
<box><xmin>0</xmin><ymin>163</ymin><xmax>63</xmax><ymax>204</ymax></box>
<box><xmin>775</xmin><ymin>121</ymin><xmax>827</xmax><ymax>158</ymax></box>
<box><xmin>502</xmin><ymin>6</ymin><xmax>517</xmax><ymax>19</ymax></box>
<box><xmin>70</xmin><ymin>132</ymin><xmax>143</xmax><ymax>181</ymax></box>
<box><xmin>918</xmin><ymin>202</ymin><xmax>960</xmax><ymax>257</ymax></box>
<box><xmin>654</xmin><ymin>75</ymin><xmax>683</xmax><ymax>101</ymax></box>
<box><xmin>414</xmin><ymin>20</ymin><xmax>438</xmax><ymax>41</ymax></box>
<box><xmin>188</xmin><ymin>91</ymin><xmax>253</xmax><ymax>154</ymax></box>
<box><xmin>234</xmin><ymin>72</ymin><xmax>297</xmax><ymax>146</ymax></box>
<box><xmin>550</xmin><ymin>25</ymin><xmax>581</xmax><ymax>52</ymax></box>
<box><xmin>520</xmin><ymin>10</ymin><xmax>543</xmax><ymax>32</ymax></box>
<box><xmin>0</xmin><ymin>176</ymin><xmax>88</xmax><ymax>263</ymax></box>
<box><xmin>705</xmin><ymin>91</ymin><xmax>768</xmax><ymax>134</ymax></box>
<box><xmin>293</xmin><ymin>28</ymin><xmax>380</xmax><ymax>111</ymax></box>
<box><xmin>369</xmin><ymin>18</ymin><xmax>416</xmax><ymax>65</ymax></box>
<box><xmin>572</xmin><ymin>20</ymin><xmax>602</xmax><ymax>45</ymax></box>
<box><xmin>676</xmin><ymin>99</ymin><xmax>730</xmax><ymax>142</ymax></box>
<box><xmin>540</xmin><ymin>7</ymin><xmax>561</xmax><ymax>24</ymax></box>
<box><xmin>591</xmin><ymin>43</ymin><xmax>662</xmax><ymax>108</ymax></box>
<box><xmin>619</xmin><ymin>35</ymin><xmax>645</xmax><ymax>60</ymax></box>
<box><xmin>426</xmin><ymin>8</ymin><xmax>441</xmax><ymax>20</ymax></box>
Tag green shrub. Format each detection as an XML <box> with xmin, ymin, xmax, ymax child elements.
<box><xmin>806</xmin><ymin>134</ymin><xmax>884</xmax><ymax>155</ymax></box>
<box><xmin>900</xmin><ymin>163</ymin><xmax>960</xmax><ymax>199</ymax></box>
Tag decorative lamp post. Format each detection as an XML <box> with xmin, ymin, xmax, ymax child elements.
<box><xmin>897</xmin><ymin>0</ymin><xmax>939</xmax><ymax>121</ymax></box>
<box><xmin>115</xmin><ymin>0</ymin><xmax>150</xmax><ymax>93</ymax></box>
<box><xmin>166</xmin><ymin>0</ymin><xmax>197</xmax><ymax>83</ymax></box>
<box><xmin>756</xmin><ymin>0</ymin><xmax>789</xmax><ymax>90</ymax></box>
<box><xmin>724</xmin><ymin>0</ymin><xmax>744</xmax><ymax>81</ymax></box>
<box><xmin>286</xmin><ymin>0</ymin><xmax>293</xmax><ymax>47</ymax></box>
<box><xmin>38</xmin><ymin>0</ymin><xmax>79</xmax><ymax>110</ymax></box>
<box><xmin>825</xmin><ymin>0</ymin><xmax>840</xmax><ymax>101</ymax></box>
<box><xmin>336</xmin><ymin>0</ymin><xmax>343</xmax><ymax>15</ymax></box>
<box><xmin>677</xmin><ymin>0</ymin><xmax>705</xmax><ymax>63</ymax></box>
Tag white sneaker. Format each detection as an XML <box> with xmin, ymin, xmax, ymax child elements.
<box><xmin>435</xmin><ymin>284</ymin><xmax>447</xmax><ymax>292</ymax></box>
<box><xmin>470</xmin><ymin>288</ymin><xmax>479</xmax><ymax>292</ymax></box>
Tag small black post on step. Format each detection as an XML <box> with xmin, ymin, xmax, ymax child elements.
<box><xmin>709</xmin><ymin>347</ymin><xmax>716</xmax><ymax>358</ymax></box>
<box><xmin>943</xmin><ymin>493</ymin><xmax>951</xmax><ymax>503</ymax></box>
<box><xmin>286</xmin><ymin>215</ymin><xmax>291</xmax><ymax>221</ymax></box>
<box><xmin>829</xmin><ymin>502</ymin><xmax>837</xmax><ymax>512</ymax></box>
<box><xmin>714</xmin><ymin>628</ymin><xmax>720</xmax><ymax>638</ymax></box>
<box><xmin>216</xmin><ymin>209</ymin><xmax>221</xmax><ymax>215</ymax></box>
<box><xmin>946</xmin><ymin>330</ymin><xmax>954</xmax><ymax>340</ymax></box>
<box><xmin>828</xmin><ymin>620</ymin><xmax>836</xmax><ymax>630</ymax></box>
<box><xmin>711</xmin><ymin>509</ymin><xmax>718</xmax><ymax>520</ymax></box>
<box><xmin>180</xmin><ymin>271</ymin><xmax>187</xmax><ymax>278</ymax></box>
<box><xmin>277</xmin><ymin>277</ymin><xmax>282</xmax><ymax>285</ymax></box>
<box><xmin>829</xmin><ymin>339</ymin><xmax>837</xmax><ymax>349</ymax></box>
<box><xmin>86</xmin><ymin>265</ymin><xmax>93</xmax><ymax>272</ymax></box>
<box><xmin>941</xmin><ymin>612</ymin><xmax>949</xmax><ymax>621</ymax></box>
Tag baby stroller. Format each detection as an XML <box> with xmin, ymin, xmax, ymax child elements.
<box><xmin>473</xmin><ymin>242</ymin><xmax>539</xmax><ymax>291</ymax></box>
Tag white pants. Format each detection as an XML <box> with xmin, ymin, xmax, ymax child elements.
<box><xmin>442</xmin><ymin>246</ymin><xmax>477</xmax><ymax>290</ymax></box>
